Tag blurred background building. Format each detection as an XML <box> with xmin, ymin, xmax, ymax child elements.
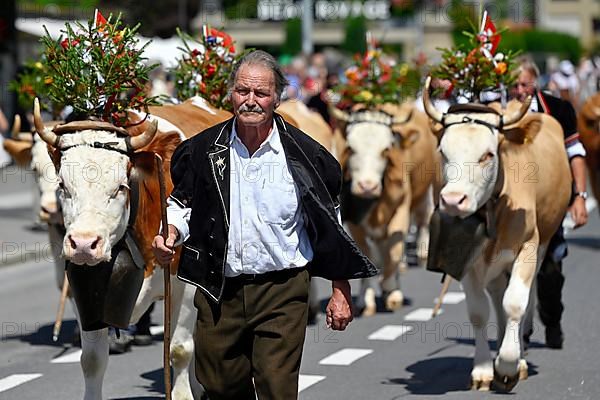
<box><xmin>1</xmin><ymin>0</ymin><xmax>600</xmax><ymax>124</ymax></box>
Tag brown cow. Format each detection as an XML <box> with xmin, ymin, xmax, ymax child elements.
<box><xmin>423</xmin><ymin>77</ymin><xmax>571</xmax><ymax>391</ymax></box>
<box><xmin>331</xmin><ymin>102</ymin><xmax>439</xmax><ymax>316</ymax></box>
<box><xmin>577</xmin><ymin>93</ymin><xmax>600</xmax><ymax>203</ymax></box>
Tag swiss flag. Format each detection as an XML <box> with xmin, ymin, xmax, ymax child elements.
<box><xmin>94</xmin><ymin>9</ymin><xmax>108</xmax><ymax>29</ymax></box>
<box><xmin>479</xmin><ymin>11</ymin><xmax>500</xmax><ymax>55</ymax></box>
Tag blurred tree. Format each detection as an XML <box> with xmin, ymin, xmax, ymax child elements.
<box><xmin>342</xmin><ymin>16</ymin><xmax>367</xmax><ymax>55</ymax></box>
<box><xmin>100</xmin><ymin>0</ymin><xmax>199</xmax><ymax>38</ymax></box>
<box><xmin>283</xmin><ymin>18</ymin><xmax>302</xmax><ymax>55</ymax></box>
<box><xmin>223</xmin><ymin>0</ymin><xmax>258</xmax><ymax>20</ymax></box>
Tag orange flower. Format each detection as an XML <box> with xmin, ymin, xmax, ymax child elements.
<box><xmin>494</xmin><ymin>62</ymin><xmax>507</xmax><ymax>75</ymax></box>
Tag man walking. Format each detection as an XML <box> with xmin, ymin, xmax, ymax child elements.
<box><xmin>153</xmin><ymin>50</ymin><xmax>376</xmax><ymax>399</ymax></box>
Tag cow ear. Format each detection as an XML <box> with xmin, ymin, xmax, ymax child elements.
<box><xmin>3</xmin><ymin>139</ymin><xmax>33</xmax><ymax>167</ymax></box>
<box><xmin>502</xmin><ymin>114</ymin><xmax>542</xmax><ymax>144</ymax></box>
<box><xmin>397</xmin><ymin>129</ymin><xmax>420</xmax><ymax>149</ymax></box>
<box><xmin>131</xmin><ymin>151</ymin><xmax>158</xmax><ymax>177</ymax></box>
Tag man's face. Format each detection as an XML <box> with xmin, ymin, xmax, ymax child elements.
<box><xmin>231</xmin><ymin>63</ymin><xmax>279</xmax><ymax>127</ymax></box>
<box><xmin>516</xmin><ymin>70</ymin><xmax>537</xmax><ymax>102</ymax></box>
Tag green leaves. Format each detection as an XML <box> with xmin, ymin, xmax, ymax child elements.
<box><xmin>39</xmin><ymin>13</ymin><xmax>159</xmax><ymax>126</ymax></box>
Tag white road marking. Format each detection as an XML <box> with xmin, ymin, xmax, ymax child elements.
<box><xmin>0</xmin><ymin>192</ymin><xmax>32</xmax><ymax>210</ymax></box>
<box><xmin>298</xmin><ymin>374</ymin><xmax>326</xmax><ymax>392</ymax></box>
<box><xmin>404</xmin><ymin>308</ymin><xmax>442</xmax><ymax>321</ymax></box>
<box><xmin>318</xmin><ymin>348</ymin><xmax>373</xmax><ymax>366</ymax></box>
<box><xmin>51</xmin><ymin>349</ymin><xmax>82</xmax><ymax>364</ymax></box>
<box><xmin>434</xmin><ymin>292</ymin><xmax>466</xmax><ymax>304</ymax></box>
<box><xmin>368</xmin><ymin>325</ymin><xmax>414</xmax><ymax>341</ymax></box>
<box><xmin>0</xmin><ymin>374</ymin><xmax>42</xmax><ymax>393</ymax></box>
<box><xmin>149</xmin><ymin>325</ymin><xmax>164</xmax><ymax>336</ymax></box>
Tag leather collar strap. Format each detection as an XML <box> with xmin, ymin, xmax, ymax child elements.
<box><xmin>442</xmin><ymin>115</ymin><xmax>501</xmax><ymax>135</ymax></box>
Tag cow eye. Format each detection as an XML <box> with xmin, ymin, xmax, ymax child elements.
<box><xmin>110</xmin><ymin>184</ymin><xmax>130</xmax><ymax>199</ymax></box>
<box><xmin>58</xmin><ymin>182</ymin><xmax>71</xmax><ymax>198</ymax></box>
<box><xmin>479</xmin><ymin>152</ymin><xmax>494</xmax><ymax>164</ymax></box>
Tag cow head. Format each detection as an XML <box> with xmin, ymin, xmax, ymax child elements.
<box><xmin>331</xmin><ymin>103</ymin><xmax>414</xmax><ymax>199</ymax></box>
<box><xmin>33</xmin><ymin>98</ymin><xmax>158</xmax><ymax>266</ymax></box>
<box><xmin>579</xmin><ymin>93</ymin><xmax>600</xmax><ymax>140</ymax></box>
<box><xmin>422</xmin><ymin>77</ymin><xmax>531</xmax><ymax>218</ymax></box>
<box><xmin>2</xmin><ymin>115</ymin><xmax>61</xmax><ymax>222</ymax></box>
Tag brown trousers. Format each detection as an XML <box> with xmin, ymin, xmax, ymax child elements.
<box><xmin>194</xmin><ymin>268</ymin><xmax>310</xmax><ymax>400</ymax></box>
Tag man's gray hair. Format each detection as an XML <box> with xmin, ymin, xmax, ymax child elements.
<box><xmin>518</xmin><ymin>58</ymin><xmax>541</xmax><ymax>79</ymax></box>
<box><xmin>228</xmin><ymin>50</ymin><xmax>288</xmax><ymax>100</ymax></box>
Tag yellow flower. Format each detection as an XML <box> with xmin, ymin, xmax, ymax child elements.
<box><xmin>44</xmin><ymin>76</ymin><xmax>53</xmax><ymax>84</ymax></box>
<box><xmin>359</xmin><ymin>90</ymin><xmax>373</xmax><ymax>101</ymax></box>
<box><xmin>35</xmin><ymin>62</ymin><xmax>43</xmax><ymax>69</ymax></box>
<box><xmin>399</xmin><ymin>64</ymin><xmax>409</xmax><ymax>77</ymax></box>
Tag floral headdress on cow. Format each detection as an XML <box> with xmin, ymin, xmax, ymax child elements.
<box><xmin>330</xmin><ymin>43</ymin><xmax>421</xmax><ymax>110</ymax></box>
<box><xmin>430</xmin><ymin>11</ymin><xmax>519</xmax><ymax>103</ymax></box>
<box><xmin>172</xmin><ymin>26</ymin><xmax>247</xmax><ymax>111</ymax></box>
<box><xmin>39</xmin><ymin>10</ymin><xmax>159</xmax><ymax>127</ymax></box>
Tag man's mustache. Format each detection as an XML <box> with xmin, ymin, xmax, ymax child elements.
<box><xmin>239</xmin><ymin>105</ymin><xmax>264</xmax><ymax>113</ymax></box>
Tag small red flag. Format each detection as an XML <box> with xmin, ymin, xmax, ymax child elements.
<box><xmin>479</xmin><ymin>11</ymin><xmax>500</xmax><ymax>55</ymax></box>
<box><xmin>94</xmin><ymin>9</ymin><xmax>108</xmax><ymax>29</ymax></box>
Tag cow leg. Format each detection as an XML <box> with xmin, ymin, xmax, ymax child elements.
<box><xmin>382</xmin><ymin>201</ymin><xmax>410</xmax><ymax>311</ymax></box>
<box><xmin>494</xmin><ymin>242</ymin><xmax>539</xmax><ymax>392</ymax></box>
<box><xmin>169</xmin><ymin>277</ymin><xmax>196</xmax><ymax>400</ymax></box>
<box><xmin>347</xmin><ymin>223</ymin><xmax>377</xmax><ymax>316</ymax></box>
<box><xmin>413</xmin><ymin>187</ymin><xmax>434</xmax><ymax>263</ymax></box>
<box><xmin>79</xmin><ymin>326</ymin><xmax>109</xmax><ymax>400</ymax></box>
<box><xmin>130</xmin><ymin>268</ymin><xmax>163</xmax><ymax>324</ymax></box>
<box><xmin>462</xmin><ymin>269</ymin><xmax>493</xmax><ymax>391</ymax></box>
<box><xmin>487</xmin><ymin>273</ymin><xmax>508</xmax><ymax>348</ymax></box>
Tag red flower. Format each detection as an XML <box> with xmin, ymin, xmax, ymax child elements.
<box><xmin>206</xmin><ymin>64</ymin><xmax>216</xmax><ymax>77</ymax></box>
<box><xmin>191</xmin><ymin>49</ymin><xmax>201</xmax><ymax>57</ymax></box>
<box><xmin>60</xmin><ymin>38</ymin><xmax>80</xmax><ymax>49</ymax></box>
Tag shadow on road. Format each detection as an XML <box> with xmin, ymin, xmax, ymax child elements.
<box><xmin>383</xmin><ymin>355</ymin><xmax>539</xmax><ymax>395</ymax></box>
<box><xmin>567</xmin><ymin>236</ymin><xmax>600</xmax><ymax>250</ymax></box>
<box><xmin>2</xmin><ymin>319</ymin><xmax>78</xmax><ymax>348</ymax></box>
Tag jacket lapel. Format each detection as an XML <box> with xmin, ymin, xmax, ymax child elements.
<box><xmin>208</xmin><ymin>118</ymin><xmax>232</xmax><ymax>229</ymax></box>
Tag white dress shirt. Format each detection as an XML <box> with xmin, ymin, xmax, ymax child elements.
<box><xmin>166</xmin><ymin>119</ymin><xmax>313</xmax><ymax>277</ymax></box>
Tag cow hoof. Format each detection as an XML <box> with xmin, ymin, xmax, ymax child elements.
<box><xmin>384</xmin><ymin>290</ymin><xmax>404</xmax><ymax>311</ymax></box>
<box><xmin>108</xmin><ymin>330</ymin><xmax>133</xmax><ymax>355</ymax></box>
<box><xmin>470</xmin><ymin>377</ymin><xmax>492</xmax><ymax>391</ymax></box>
<box><xmin>518</xmin><ymin>359</ymin><xmax>528</xmax><ymax>381</ymax></box>
<box><xmin>361</xmin><ymin>304</ymin><xmax>376</xmax><ymax>317</ymax></box>
<box><xmin>493</xmin><ymin>367</ymin><xmax>519</xmax><ymax>392</ymax></box>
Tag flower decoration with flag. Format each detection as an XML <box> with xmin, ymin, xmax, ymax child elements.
<box><xmin>172</xmin><ymin>26</ymin><xmax>248</xmax><ymax>111</ymax></box>
<box><xmin>39</xmin><ymin>10</ymin><xmax>159</xmax><ymax>126</ymax></box>
<box><xmin>430</xmin><ymin>10</ymin><xmax>519</xmax><ymax>103</ymax></box>
<box><xmin>330</xmin><ymin>37</ymin><xmax>421</xmax><ymax>109</ymax></box>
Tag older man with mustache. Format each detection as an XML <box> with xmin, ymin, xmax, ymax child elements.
<box><xmin>153</xmin><ymin>50</ymin><xmax>376</xmax><ymax>400</ymax></box>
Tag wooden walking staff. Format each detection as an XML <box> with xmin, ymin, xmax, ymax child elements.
<box><xmin>432</xmin><ymin>274</ymin><xmax>452</xmax><ymax>318</ymax></box>
<box><xmin>52</xmin><ymin>272</ymin><xmax>70</xmax><ymax>342</ymax></box>
<box><xmin>155</xmin><ymin>154</ymin><xmax>173</xmax><ymax>400</ymax></box>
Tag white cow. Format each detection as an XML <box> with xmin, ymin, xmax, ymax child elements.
<box><xmin>32</xmin><ymin>100</ymin><xmax>196</xmax><ymax>400</ymax></box>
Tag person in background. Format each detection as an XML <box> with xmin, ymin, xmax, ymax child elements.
<box><xmin>516</xmin><ymin>59</ymin><xmax>589</xmax><ymax>349</ymax></box>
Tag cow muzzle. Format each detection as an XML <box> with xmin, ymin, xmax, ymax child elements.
<box><xmin>440</xmin><ymin>191</ymin><xmax>472</xmax><ymax>217</ymax></box>
<box><xmin>353</xmin><ymin>179</ymin><xmax>382</xmax><ymax>198</ymax></box>
<box><xmin>64</xmin><ymin>232</ymin><xmax>108</xmax><ymax>265</ymax></box>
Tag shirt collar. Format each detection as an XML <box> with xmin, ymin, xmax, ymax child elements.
<box><xmin>230</xmin><ymin>118</ymin><xmax>281</xmax><ymax>154</ymax></box>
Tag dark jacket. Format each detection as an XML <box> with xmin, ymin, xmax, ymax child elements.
<box><xmin>170</xmin><ymin>113</ymin><xmax>377</xmax><ymax>302</ymax></box>
<box><xmin>535</xmin><ymin>91</ymin><xmax>578</xmax><ymax>141</ymax></box>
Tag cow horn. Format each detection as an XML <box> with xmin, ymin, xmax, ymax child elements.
<box><xmin>594</xmin><ymin>106</ymin><xmax>600</xmax><ymax>118</ymax></box>
<box><xmin>422</xmin><ymin>76</ymin><xmax>444</xmax><ymax>124</ymax></box>
<box><xmin>11</xmin><ymin>115</ymin><xmax>21</xmax><ymax>139</ymax></box>
<box><xmin>33</xmin><ymin>98</ymin><xmax>60</xmax><ymax>147</ymax></box>
<box><xmin>127</xmin><ymin>120</ymin><xmax>158</xmax><ymax>151</ymax></box>
<box><xmin>501</xmin><ymin>95</ymin><xmax>532</xmax><ymax>127</ymax></box>
<box><xmin>392</xmin><ymin>109</ymin><xmax>413</xmax><ymax>125</ymax></box>
<box><xmin>329</xmin><ymin>105</ymin><xmax>350</xmax><ymax>123</ymax></box>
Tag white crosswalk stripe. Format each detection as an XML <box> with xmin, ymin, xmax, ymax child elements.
<box><xmin>404</xmin><ymin>308</ymin><xmax>442</xmax><ymax>321</ymax></box>
<box><xmin>319</xmin><ymin>348</ymin><xmax>373</xmax><ymax>366</ymax></box>
<box><xmin>0</xmin><ymin>374</ymin><xmax>42</xmax><ymax>393</ymax></box>
<box><xmin>368</xmin><ymin>325</ymin><xmax>414</xmax><ymax>341</ymax></box>
<box><xmin>434</xmin><ymin>292</ymin><xmax>466</xmax><ymax>304</ymax></box>
<box><xmin>51</xmin><ymin>349</ymin><xmax>82</xmax><ymax>364</ymax></box>
<box><xmin>298</xmin><ymin>374</ymin><xmax>326</xmax><ymax>392</ymax></box>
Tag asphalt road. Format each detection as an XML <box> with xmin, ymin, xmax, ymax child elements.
<box><xmin>1</xmin><ymin>165</ymin><xmax>600</xmax><ymax>400</ymax></box>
